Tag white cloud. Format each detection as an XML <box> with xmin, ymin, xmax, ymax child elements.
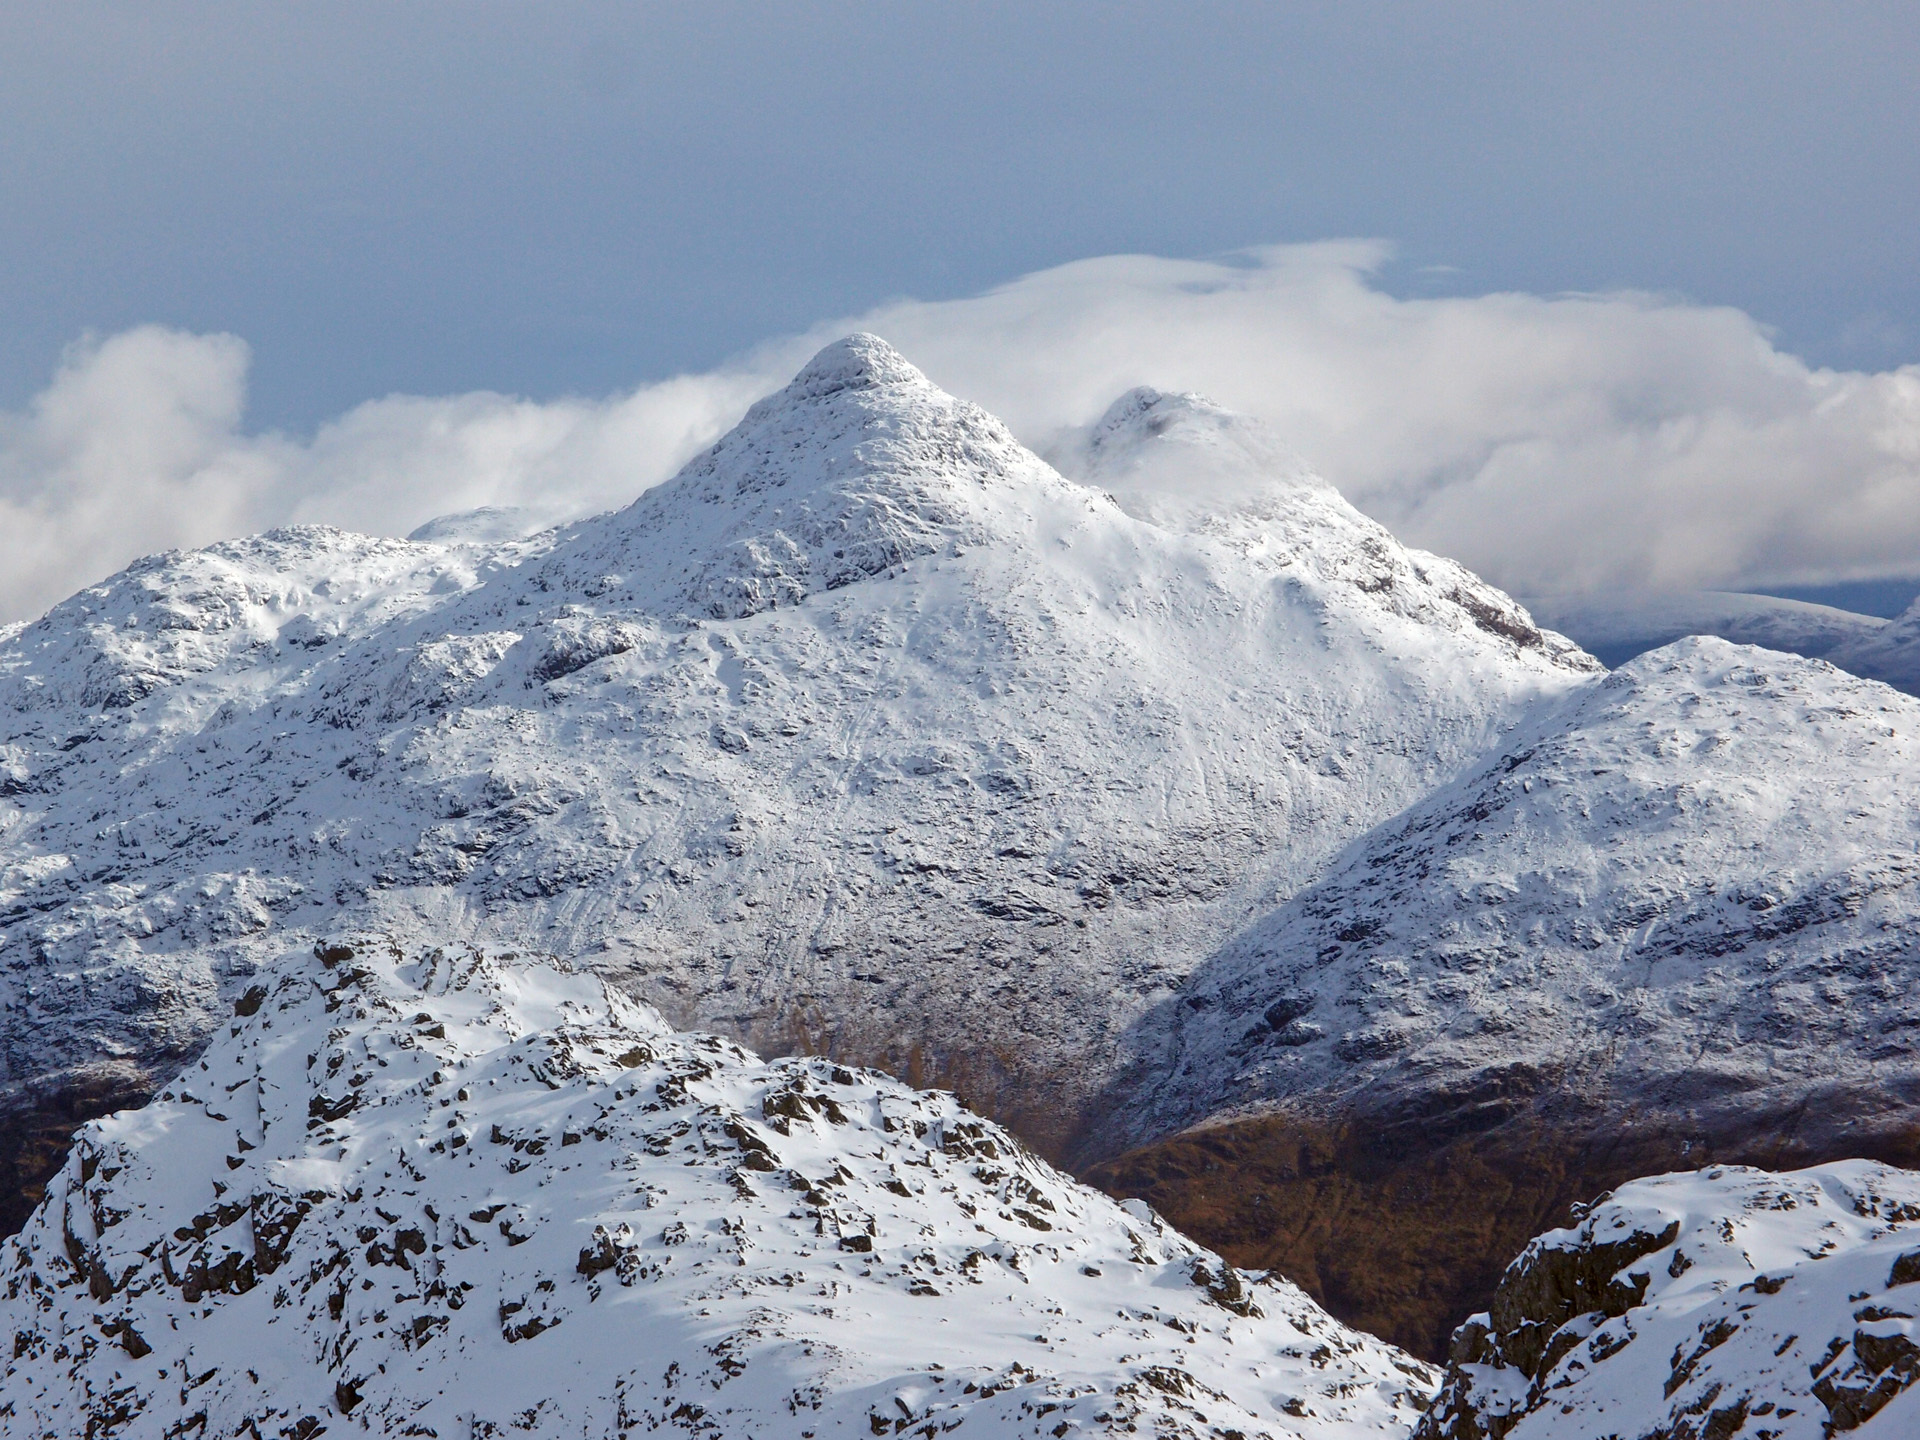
<box><xmin>842</xmin><ymin>245</ymin><xmax>1920</xmax><ymax>598</ymax></box>
<box><xmin>0</xmin><ymin>328</ymin><xmax>287</xmax><ymax>625</ymax></box>
<box><xmin>3</xmin><ymin>246</ymin><xmax>1919</xmax><ymax>623</ymax></box>
<box><xmin>0</xmin><ymin>328</ymin><xmax>779</xmax><ymax>623</ymax></box>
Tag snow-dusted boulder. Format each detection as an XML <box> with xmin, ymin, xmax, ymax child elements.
<box><xmin>1420</xmin><ymin>1161</ymin><xmax>1920</xmax><ymax>1439</ymax></box>
<box><xmin>0</xmin><ymin>940</ymin><xmax>1437</xmax><ymax>1439</ymax></box>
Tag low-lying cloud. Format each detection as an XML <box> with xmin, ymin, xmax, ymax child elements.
<box><xmin>4</xmin><ymin>242</ymin><xmax>1919</xmax><ymax>624</ymax></box>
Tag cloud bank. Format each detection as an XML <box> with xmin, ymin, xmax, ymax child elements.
<box><xmin>4</xmin><ymin>244</ymin><xmax>1919</xmax><ymax>623</ymax></box>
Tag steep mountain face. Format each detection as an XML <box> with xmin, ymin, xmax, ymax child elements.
<box><xmin>0</xmin><ymin>337</ymin><xmax>1594</xmax><ymax>1211</ymax></box>
<box><xmin>1420</xmin><ymin>1161</ymin><xmax>1920</xmax><ymax>1439</ymax></box>
<box><xmin>1092</xmin><ymin>638</ymin><xmax>1920</xmax><ymax>1356</ymax></box>
<box><xmin>0</xmin><ymin>940</ymin><xmax>1438</xmax><ymax>1439</ymax></box>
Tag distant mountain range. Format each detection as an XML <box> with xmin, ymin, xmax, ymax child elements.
<box><xmin>1524</xmin><ymin>586</ymin><xmax>1920</xmax><ymax>692</ymax></box>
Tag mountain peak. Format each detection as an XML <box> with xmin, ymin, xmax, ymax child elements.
<box><xmin>585</xmin><ymin>331</ymin><xmax>1056</xmax><ymax>619</ymax></box>
<box><xmin>1054</xmin><ymin>386</ymin><xmax>1322</xmax><ymax>535</ymax></box>
<box><xmin>1086</xmin><ymin>385</ymin><xmax>1224</xmax><ymax>449</ymax></box>
<box><xmin>786</xmin><ymin>331</ymin><xmax>932</xmax><ymax>400</ymax></box>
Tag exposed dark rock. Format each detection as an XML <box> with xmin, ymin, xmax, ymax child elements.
<box><xmin>1087</xmin><ymin>1094</ymin><xmax>1920</xmax><ymax>1362</ymax></box>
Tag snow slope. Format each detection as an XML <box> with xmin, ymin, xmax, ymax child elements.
<box><xmin>0</xmin><ymin>939</ymin><xmax>1438</xmax><ymax>1439</ymax></box>
<box><xmin>1421</xmin><ymin>1161</ymin><xmax>1920</xmax><ymax>1439</ymax></box>
<box><xmin>0</xmin><ymin>339</ymin><xmax>1594</xmax><ymax>1155</ymax></box>
<box><xmin>1127</xmin><ymin>636</ymin><xmax>1920</xmax><ymax>1153</ymax></box>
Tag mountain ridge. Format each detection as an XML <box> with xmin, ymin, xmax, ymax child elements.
<box><xmin>0</xmin><ymin>937</ymin><xmax>1439</xmax><ymax>1439</ymax></box>
<box><xmin>0</xmin><ymin>335</ymin><xmax>1593</xmax><ymax>1203</ymax></box>
<box><xmin>1089</xmin><ymin>635</ymin><xmax>1920</xmax><ymax>1355</ymax></box>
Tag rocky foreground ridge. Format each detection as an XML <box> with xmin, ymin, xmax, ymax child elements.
<box><xmin>1420</xmin><ymin>1161</ymin><xmax>1920</xmax><ymax>1439</ymax></box>
<box><xmin>0</xmin><ymin>939</ymin><xmax>1436</xmax><ymax>1439</ymax></box>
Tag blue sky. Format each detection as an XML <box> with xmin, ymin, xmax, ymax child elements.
<box><xmin>4</xmin><ymin>2</ymin><xmax>1916</xmax><ymax>428</ymax></box>
<box><xmin>4</xmin><ymin>3</ymin><xmax>1919</xmax><ymax>622</ymax></box>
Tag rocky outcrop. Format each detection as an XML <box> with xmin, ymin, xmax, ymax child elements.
<box><xmin>0</xmin><ymin>938</ymin><xmax>1437</xmax><ymax>1439</ymax></box>
<box><xmin>1088</xmin><ymin>1094</ymin><xmax>1920</xmax><ymax>1364</ymax></box>
<box><xmin>0</xmin><ymin>1066</ymin><xmax>150</xmax><ymax>1236</ymax></box>
<box><xmin>1415</xmin><ymin>1161</ymin><xmax>1920</xmax><ymax>1439</ymax></box>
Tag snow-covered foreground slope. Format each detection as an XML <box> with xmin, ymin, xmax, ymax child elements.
<box><xmin>1132</xmin><ymin>636</ymin><xmax>1920</xmax><ymax>1153</ymax></box>
<box><xmin>0</xmin><ymin>940</ymin><xmax>1438</xmax><ymax>1439</ymax></box>
<box><xmin>0</xmin><ymin>338</ymin><xmax>1593</xmax><ymax>1166</ymax></box>
<box><xmin>1421</xmin><ymin>1161</ymin><xmax>1920</xmax><ymax>1439</ymax></box>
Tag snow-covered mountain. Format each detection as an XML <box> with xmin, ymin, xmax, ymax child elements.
<box><xmin>0</xmin><ymin>938</ymin><xmax>1438</xmax><ymax>1439</ymax></box>
<box><xmin>1521</xmin><ymin>586</ymin><xmax>1920</xmax><ymax>701</ymax></box>
<box><xmin>1519</xmin><ymin>589</ymin><xmax>1886</xmax><ymax>670</ymax></box>
<box><xmin>1421</xmin><ymin>1160</ymin><xmax>1920</xmax><ymax>1439</ymax></box>
<box><xmin>1089</xmin><ymin>636</ymin><xmax>1920</xmax><ymax>1355</ymax></box>
<box><xmin>1831</xmin><ymin>593</ymin><xmax>1920</xmax><ymax>696</ymax></box>
<box><xmin>0</xmin><ymin>337</ymin><xmax>1594</xmax><ymax>1185</ymax></box>
<box><xmin>1130</xmin><ymin>636</ymin><xmax>1920</xmax><ymax>1147</ymax></box>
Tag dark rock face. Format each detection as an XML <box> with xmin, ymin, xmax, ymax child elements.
<box><xmin>1414</xmin><ymin>1159</ymin><xmax>1920</xmax><ymax>1440</ymax></box>
<box><xmin>0</xmin><ymin>1072</ymin><xmax>152</xmax><ymax>1236</ymax></box>
<box><xmin>1087</xmin><ymin>1096</ymin><xmax>1920</xmax><ymax>1363</ymax></box>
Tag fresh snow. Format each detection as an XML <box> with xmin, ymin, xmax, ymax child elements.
<box><xmin>0</xmin><ymin>337</ymin><xmax>1593</xmax><ymax>1149</ymax></box>
<box><xmin>1129</xmin><ymin>636</ymin><xmax>1920</xmax><ymax>1154</ymax></box>
<box><xmin>1421</xmin><ymin>1161</ymin><xmax>1920</xmax><ymax>1438</ymax></box>
<box><xmin>0</xmin><ymin>939</ymin><xmax>1437</xmax><ymax>1439</ymax></box>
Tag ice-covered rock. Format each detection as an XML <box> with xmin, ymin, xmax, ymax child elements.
<box><xmin>0</xmin><ymin>939</ymin><xmax>1437</xmax><ymax>1439</ymax></box>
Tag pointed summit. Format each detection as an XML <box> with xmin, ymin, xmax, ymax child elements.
<box><xmin>784</xmin><ymin>331</ymin><xmax>932</xmax><ymax>400</ymax></box>
<box><xmin>593</xmin><ymin>332</ymin><xmax>1063</xmax><ymax>619</ymax></box>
